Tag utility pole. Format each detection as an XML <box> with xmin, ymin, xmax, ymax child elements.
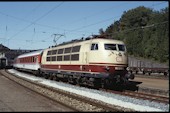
<box><xmin>51</xmin><ymin>33</ymin><xmax>65</xmax><ymax>45</ymax></box>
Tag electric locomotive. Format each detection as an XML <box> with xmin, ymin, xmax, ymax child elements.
<box><xmin>13</xmin><ymin>35</ymin><xmax>134</xmax><ymax>89</ymax></box>
<box><xmin>40</xmin><ymin>35</ymin><xmax>134</xmax><ymax>88</ymax></box>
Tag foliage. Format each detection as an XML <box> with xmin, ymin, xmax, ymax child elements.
<box><xmin>102</xmin><ymin>6</ymin><xmax>169</xmax><ymax>63</ymax></box>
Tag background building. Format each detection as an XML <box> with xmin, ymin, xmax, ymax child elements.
<box><xmin>0</xmin><ymin>44</ymin><xmax>37</xmax><ymax>67</ymax></box>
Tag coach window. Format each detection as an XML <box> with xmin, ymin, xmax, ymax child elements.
<box><xmin>34</xmin><ymin>56</ymin><xmax>38</xmax><ymax>62</ymax></box>
<box><xmin>91</xmin><ymin>43</ymin><xmax>98</xmax><ymax>50</ymax></box>
<box><xmin>32</xmin><ymin>57</ymin><xmax>35</xmax><ymax>62</ymax></box>
<box><xmin>72</xmin><ymin>45</ymin><xmax>81</xmax><ymax>52</ymax></box>
<box><xmin>58</xmin><ymin>49</ymin><xmax>64</xmax><ymax>54</ymax></box>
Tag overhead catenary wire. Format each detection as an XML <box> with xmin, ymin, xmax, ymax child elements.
<box><xmin>13</xmin><ymin>21</ymin><xmax>169</xmax><ymax>42</ymax></box>
<box><xmin>15</xmin><ymin>20</ymin><xmax>169</xmax><ymax>50</ymax></box>
<box><xmin>0</xmin><ymin>2</ymin><xmax>125</xmax><ymax>36</ymax></box>
<box><xmin>103</xmin><ymin>21</ymin><xmax>169</xmax><ymax>36</ymax></box>
<box><xmin>7</xmin><ymin>2</ymin><xmax>64</xmax><ymax>41</ymax></box>
<box><xmin>60</xmin><ymin>1</ymin><xmax>167</xmax><ymax>28</ymax></box>
<box><xmin>0</xmin><ymin>1</ymin><xmax>167</xmax><ymax>49</ymax></box>
<box><xmin>65</xmin><ymin>1</ymin><xmax>168</xmax><ymax>34</ymax></box>
<box><xmin>0</xmin><ymin>1</ymin><xmax>167</xmax><ymax>40</ymax></box>
<box><xmin>60</xmin><ymin>2</ymin><xmax>129</xmax><ymax>27</ymax></box>
<box><xmin>14</xmin><ymin>2</ymin><xmax>43</xmax><ymax>28</ymax></box>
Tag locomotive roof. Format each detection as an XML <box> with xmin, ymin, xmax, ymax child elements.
<box><xmin>17</xmin><ymin>50</ymin><xmax>43</xmax><ymax>58</ymax></box>
<box><xmin>48</xmin><ymin>36</ymin><xmax>124</xmax><ymax>49</ymax></box>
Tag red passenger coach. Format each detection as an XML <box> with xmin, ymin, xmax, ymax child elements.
<box><xmin>13</xmin><ymin>50</ymin><xmax>43</xmax><ymax>75</ymax></box>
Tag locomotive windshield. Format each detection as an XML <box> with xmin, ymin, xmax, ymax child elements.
<box><xmin>104</xmin><ymin>44</ymin><xmax>125</xmax><ymax>51</ymax></box>
<box><xmin>105</xmin><ymin>44</ymin><xmax>116</xmax><ymax>50</ymax></box>
<box><xmin>118</xmin><ymin>44</ymin><xmax>125</xmax><ymax>51</ymax></box>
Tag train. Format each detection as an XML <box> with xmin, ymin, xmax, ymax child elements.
<box><xmin>127</xmin><ymin>57</ymin><xmax>169</xmax><ymax>76</ymax></box>
<box><xmin>0</xmin><ymin>57</ymin><xmax>7</xmax><ymax>69</ymax></box>
<box><xmin>0</xmin><ymin>57</ymin><xmax>13</xmax><ymax>69</ymax></box>
<box><xmin>13</xmin><ymin>35</ymin><xmax>134</xmax><ymax>89</ymax></box>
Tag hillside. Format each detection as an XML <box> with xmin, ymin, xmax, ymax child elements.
<box><xmin>100</xmin><ymin>6</ymin><xmax>169</xmax><ymax>64</ymax></box>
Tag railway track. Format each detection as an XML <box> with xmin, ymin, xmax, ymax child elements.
<box><xmin>0</xmin><ymin>69</ymin><xmax>78</xmax><ymax>112</ymax></box>
<box><xmin>123</xmin><ymin>91</ymin><xmax>169</xmax><ymax>104</ymax></box>
<box><xmin>101</xmin><ymin>89</ymin><xmax>169</xmax><ymax>104</ymax></box>
<box><xmin>133</xmin><ymin>73</ymin><xmax>169</xmax><ymax>80</ymax></box>
<box><xmin>0</xmin><ymin>69</ymin><xmax>134</xmax><ymax>112</ymax></box>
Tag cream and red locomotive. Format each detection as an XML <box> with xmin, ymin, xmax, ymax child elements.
<box><xmin>13</xmin><ymin>36</ymin><xmax>134</xmax><ymax>88</ymax></box>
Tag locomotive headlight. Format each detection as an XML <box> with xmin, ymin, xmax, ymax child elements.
<box><xmin>116</xmin><ymin>57</ymin><xmax>122</xmax><ymax>62</ymax></box>
<box><xmin>126</xmin><ymin>67</ymin><xmax>130</xmax><ymax>71</ymax></box>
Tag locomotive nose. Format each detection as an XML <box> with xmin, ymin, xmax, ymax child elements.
<box><xmin>118</xmin><ymin>52</ymin><xmax>122</xmax><ymax>56</ymax></box>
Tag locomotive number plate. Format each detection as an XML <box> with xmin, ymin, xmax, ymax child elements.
<box><xmin>116</xmin><ymin>57</ymin><xmax>123</xmax><ymax>62</ymax></box>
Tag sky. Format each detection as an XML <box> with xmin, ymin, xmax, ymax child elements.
<box><xmin>0</xmin><ymin>1</ymin><xmax>169</xmax><ymax>50</ymax></box>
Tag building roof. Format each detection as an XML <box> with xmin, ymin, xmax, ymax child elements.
<box><xmin>0</xmin><ymin>44</ymin><xmax>10</xmax><ymax>52</ymax></box>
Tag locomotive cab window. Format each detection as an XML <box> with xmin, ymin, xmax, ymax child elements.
<box><xmin>105</xmin><ymin>44</ymin><xmax>117</xmax><ymax>51</ymax></box>
<box><xmin>91</xmin><ymin>43</ymin><xmax>98</xmax><ymax>50</ymax></box>
<box><xmin>118</xmin><ymin>44</ymin><xmax>125</xmax><ymax>51</ymax></box>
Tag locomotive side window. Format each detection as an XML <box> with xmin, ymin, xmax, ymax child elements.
<box><xmin>57</xmin><ymin>56</ymin><xmax>62</xmax><ymax>61</ymax></box>
<box><xmin>58</xmin><ymin>49</ymin><xmax>64</xmax><ymax>54</ymax></box>
<box><xmin>91</xmin><ymin>43</ymin><xmax>98</xmax><ymax>50</ymax></box>
<box><xmin>71</xmin><ymin>54</ymin><xmax>79</xmax><ymax>61</ymax></box>
<box><xmin>46</xmin><ymin>57</ymin><xmax>51</xmax><ymax>61</ymax></box>
<box><xmin>118</xmin><ymin>44</ymin><xmax>125</xmax><ymax>51</ymax></box>
<box><xmin>72</xmin><ymin>45</ymin><xmax>81</xmax><ymax>52</ymax></box>
<box><xmin>52</xmin><ymin>50</ymin><xmax>57</xmax><ymax>55</ymax></box>
<box><xmin>64</xmin><ymin>47</ymin><xmax>72</xmax><ymax>53</ymax></box>
<box><xmin>105</xmin><ymin>44</ymin><xmax>116</xmax><ymax>50</ymax></box>
<box><xmin>64</xmin><ymin>55</ymin><xmax>70</xmax><ymax>61</ymax></box>
<box><xmin>47</xmin><ymin>51</ymin><xmax>52</xmax><ymax>55</ymax></box>
<box><xmin>52</xmin><ymin>56</ymin><xmax>56</xmax><ymax>61</ymax></box>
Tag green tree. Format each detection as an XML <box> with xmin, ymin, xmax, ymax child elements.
<box><xmin>103</xmin><ymin>6</ymin><xmax>169</xmax><ymax>63</ymax></box>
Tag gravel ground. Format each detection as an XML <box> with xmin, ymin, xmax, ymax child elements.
<box><xmin>7</xmin><ymin>69</ymin><xmax>169</xmax><ymax>112</ymax></box>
